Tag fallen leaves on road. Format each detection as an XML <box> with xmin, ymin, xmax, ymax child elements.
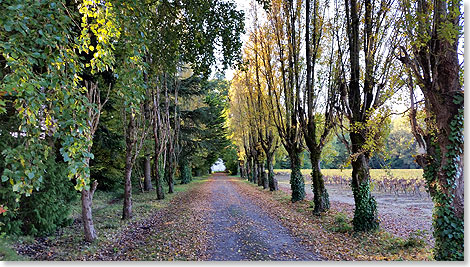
<box><xmin>233</xmin><ymin>179</ymin><xmax>432</xmax><ymax>261</ymax></box>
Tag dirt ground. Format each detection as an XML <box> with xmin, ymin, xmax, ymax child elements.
<box><xmin>276</xmin><ymin>174</ymin><xmax>435</xmax><ymax>244</ymax></box>
<box><xmin>205</xmin><ymin>173</ymin><xmax>322</xmax><ymax>261</ymax></box>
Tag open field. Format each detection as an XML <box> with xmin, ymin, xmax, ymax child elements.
<box><xmin>274</xmin><ymin>169</ymin><xmax>425</xmax><ymax>196</ymax></box>
<box><xmin>273</xmin><ymin>169</ymin><xmax>434</xmax><ymax>244</ymax></box>
<box><xmin>274</xmin><ymin>169</ymin><xmax>423</xmax><ymax>180</ymax></box>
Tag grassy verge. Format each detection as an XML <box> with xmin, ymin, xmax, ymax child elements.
<box><xmin>238</xmin><ymin>176</ymin><xmax>432</xmax><ymax>261</ymax></box>
<box><xmin>1</xmin><ymin>175</ymin><xmax>209</xmax><ymax>261</ymax></box>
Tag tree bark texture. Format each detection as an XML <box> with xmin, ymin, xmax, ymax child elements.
<box><xmin>165</xmin><ymin>153</ymin><xmax>174</xmax><ymax>194</ymax></box>
<box><xmin>154</xmin><ymin>155</ymin><xmax>165</xmax><ymax>200</ymax></box>
<box><xmin>144</xmin><ymin>155</ymin><xmax>153</xmax><ymax>191</ymax></box>
<box><xmin>81</xmin><ymin>180</ymin><xmax>98</xmax><ymax>242</ymax></box>
<box><xmin>122</xmin><ymin>116</ymin><xmax>136</xmax><ymax>220</ymax></box>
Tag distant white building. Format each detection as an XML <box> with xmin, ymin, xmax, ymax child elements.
<box><xmin>211</xmin><ymin>158</ymin><xmax>226</xmax><ymax>172</ymax></box>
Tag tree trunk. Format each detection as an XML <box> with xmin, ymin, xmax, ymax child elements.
<box><xmin>310</xmin><ymin>150</ymin><xmax>329</xmax><ymax>214</ymax></box>
<box><xmin>267</xmin><ymin>153</ymin><xmax>278</xmax><ymax>191</ymax></box>
<box><xmin>81</xmin><ymin>180</ymin><xmax>98</xmax><ymax>242</ymax></box>
<box><xmin>144</xmin><ymin>155</ymin><xmax>153</xmax><ymax>191</ymax></box>
<box><xmin>122</xmin><ymin>162</ymin><xmax>133</xmax><ymax>220</ymax></box>
<box><xmin>261</xmin><ymin>162</ymin><xmax>268</xmax><ymax>189</ymax></box>
<box><xmin>252</xmin><ymin>159</ymin><xmax>258</xmax><ymax>184</ymax></box>
<box><xmin>246</xmin><ymin>158</ymin><xmax>252</xmax><ymax>182</ymax></box>
<box><xmin>165</xmin><ymin>155</ymin><xmax>174</xmax><ymax>194</ymax></box>
<box><xmin>257</xmin><ymin>161</ymin><xmax>264</xmax><ymax>187</ymax></box>
<box><xmin>154</xmin><ymin>155</ymin><xmax>165</xmax><ymax>200</ymax></box>
<box><xmin>350</xmin><ymin>132</ymin><xmax>378</xmax><ymax>231</ymax></box>
<box><xmin>122</xmin><ymin>115</ymin><xmax>136</xmax><ymax>220</ymax></box>
<box><xmin>289</xmin><ymin>150</ymin><xmax>305</xmax><ymax>202</ymax></box>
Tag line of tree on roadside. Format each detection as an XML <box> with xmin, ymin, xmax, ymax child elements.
<box><xmin>226</xmin><ymin>0</ymin><xmax>463</xmax><ymax>261</ymax></box>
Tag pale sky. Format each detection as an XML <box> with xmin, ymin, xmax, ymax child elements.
<box><xmin>223</xmin><ymin>0</ymin><xmax>253</xmax><ymax>81</ymax></box>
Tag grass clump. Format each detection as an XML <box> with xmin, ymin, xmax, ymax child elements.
<box><xmin>329</xmin><ymin>212</ymin><xmax>353</xmax><ymax>233</ymax></box>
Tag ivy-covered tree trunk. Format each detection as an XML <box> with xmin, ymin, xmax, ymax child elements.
<box><xmin>310</xmin><ymin>150</ymin><xmax>329</xmax><ymax>214</ymax></box>
<box><xmin>398</xmin><ymin>0</ymin><xmax>464</xmax><ymax>260</ymax></box>
<box><xmin>266</xmin><ymin>153</ymin><xmax>278</xmax><ymax>191</ymax></box>
<box><xmin>350</xmin><ymin>132</ymin><xmax>378</xmax><ymax>231</ymax></box>
<box><xmin>289</xmin><ymin>149</ymin><xmax>305</xmax><ymax>202</ymax></box>
<box><xmin>143</xmin><ymin>155</ymin><xmax>153</xmax><ymax>191</ymax></box>
<box><xmin>81</xmin><ymin>179</ymin><xmax>98</xmax><ymax>242</ymax></box>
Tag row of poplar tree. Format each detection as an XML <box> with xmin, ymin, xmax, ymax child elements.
<box><xmin>0</xmin><ymin>0</ymin><xmax>244</xmax><ymax>243</ymax></box>
<box><xmin>226</xmin><ymin>0</ymin><xmax>463</xmax><ymax>261</ymax></box>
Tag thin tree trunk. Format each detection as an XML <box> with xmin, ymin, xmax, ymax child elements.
<box><xmin>122</xmin><ymin>113</ymin><xmax>137</xmax><ymax>220</ymax></box>
<box><xmin>154</xmin><ymin>154</ymin><xmax>165</xmax><ymax>200</ymax></box>
<box><xmin>165</xmin><ymin>153</ymin><xmax>174</xmax><ymax>194</ymax></box>
<box><xmin>122</xmin><ymin>163</ymin><xmax>133</xmax><ymax>219</ymax></box>
<box><xmin>144</xmin><ymin>155</ymin><xmax>153</xmax><ymax>191</ymax></box>
<box><xmin>246</xmin><ymin>158</ymin><xmax>252</xmax><ymax>182</ymax></box>
<box><xmin>310</xmin><ymin>150</ymin><xmax>329</xmax><ymax>214</ymax></box>
<box><xmin>81</xmin><ymin>179</ymin><xmax>98</xmax><ymax>242</ymax></box>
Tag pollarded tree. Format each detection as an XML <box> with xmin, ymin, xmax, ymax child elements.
<box><xmin>339</xmin><ymin>0</ymin><xmax>402</xmax><ymax>231</ymax></box>
<box><xmin>244</xmin><ymin>18</ymin><xmax>280</xmax><ymax>191</ymax></box>
<box><xmin>398</xmin><ymin>0</ymin><xmax>464</xmax><ymax>260</ymax></box>
<box><xmin>299</xmin><ymin>0</ymin><xmax>340</xmax><ymax>214</ymax></box>
<box><xmin>263</xmin><ymin>0</ymin><xmax>306</xmax><ymax>202</ymax></box>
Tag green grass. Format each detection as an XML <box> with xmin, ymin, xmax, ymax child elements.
<box><xmin>0</xmin><ymin>234</ymin><xmax>28</xmax><ymax>261</ymax></box>
<box><xmin>2</xmin><ymin>175</ymin><xmax>210</xmax><ymax>260</ymax></box>
<box><xmin>328</xmin><ymin>212</ymin><xmax>353</xmax><ymax>233</ymax></box>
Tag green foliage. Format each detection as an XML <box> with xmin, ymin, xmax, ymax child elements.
<box><xmin>222</xmin><ymin>145</ymin><xmax>239</xmax><ymax>175</ymax></box>
<box><xmin>384</xmin><ymin>230</ymin><xmax>426</xmax><ymax>254</ymax></box>
<box><xmin>16</xmin><ymin>157</ymin><xmax>77</xmax><ymax>236</ymax></box>
<box><xmin>180</xmin><ymin>158</ymin><xmax>192</xmax><ymax>185</ymax></box>
<box><xmin>0</xmin><ymin>156</ymin><xmax>77</xmax><ymax>236</ymax></box>
<box><xmin>0</xmin><ymin>0</ymin><xmax>84</xmax><ymax>195</ymax></box>
<box><xmin>90</xmin><ymin>124</ymin><xmax>125</xmax><ymax>191</ymax></box>
<box><xmin>329</xmin><ymin>212</ymin><xmax>352</xmax><ymax>233</ymax></box>
<box><xmin>0</xmin><ymin>233</ymin><xmax>27</xmax><ymax>260</ymax></box>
